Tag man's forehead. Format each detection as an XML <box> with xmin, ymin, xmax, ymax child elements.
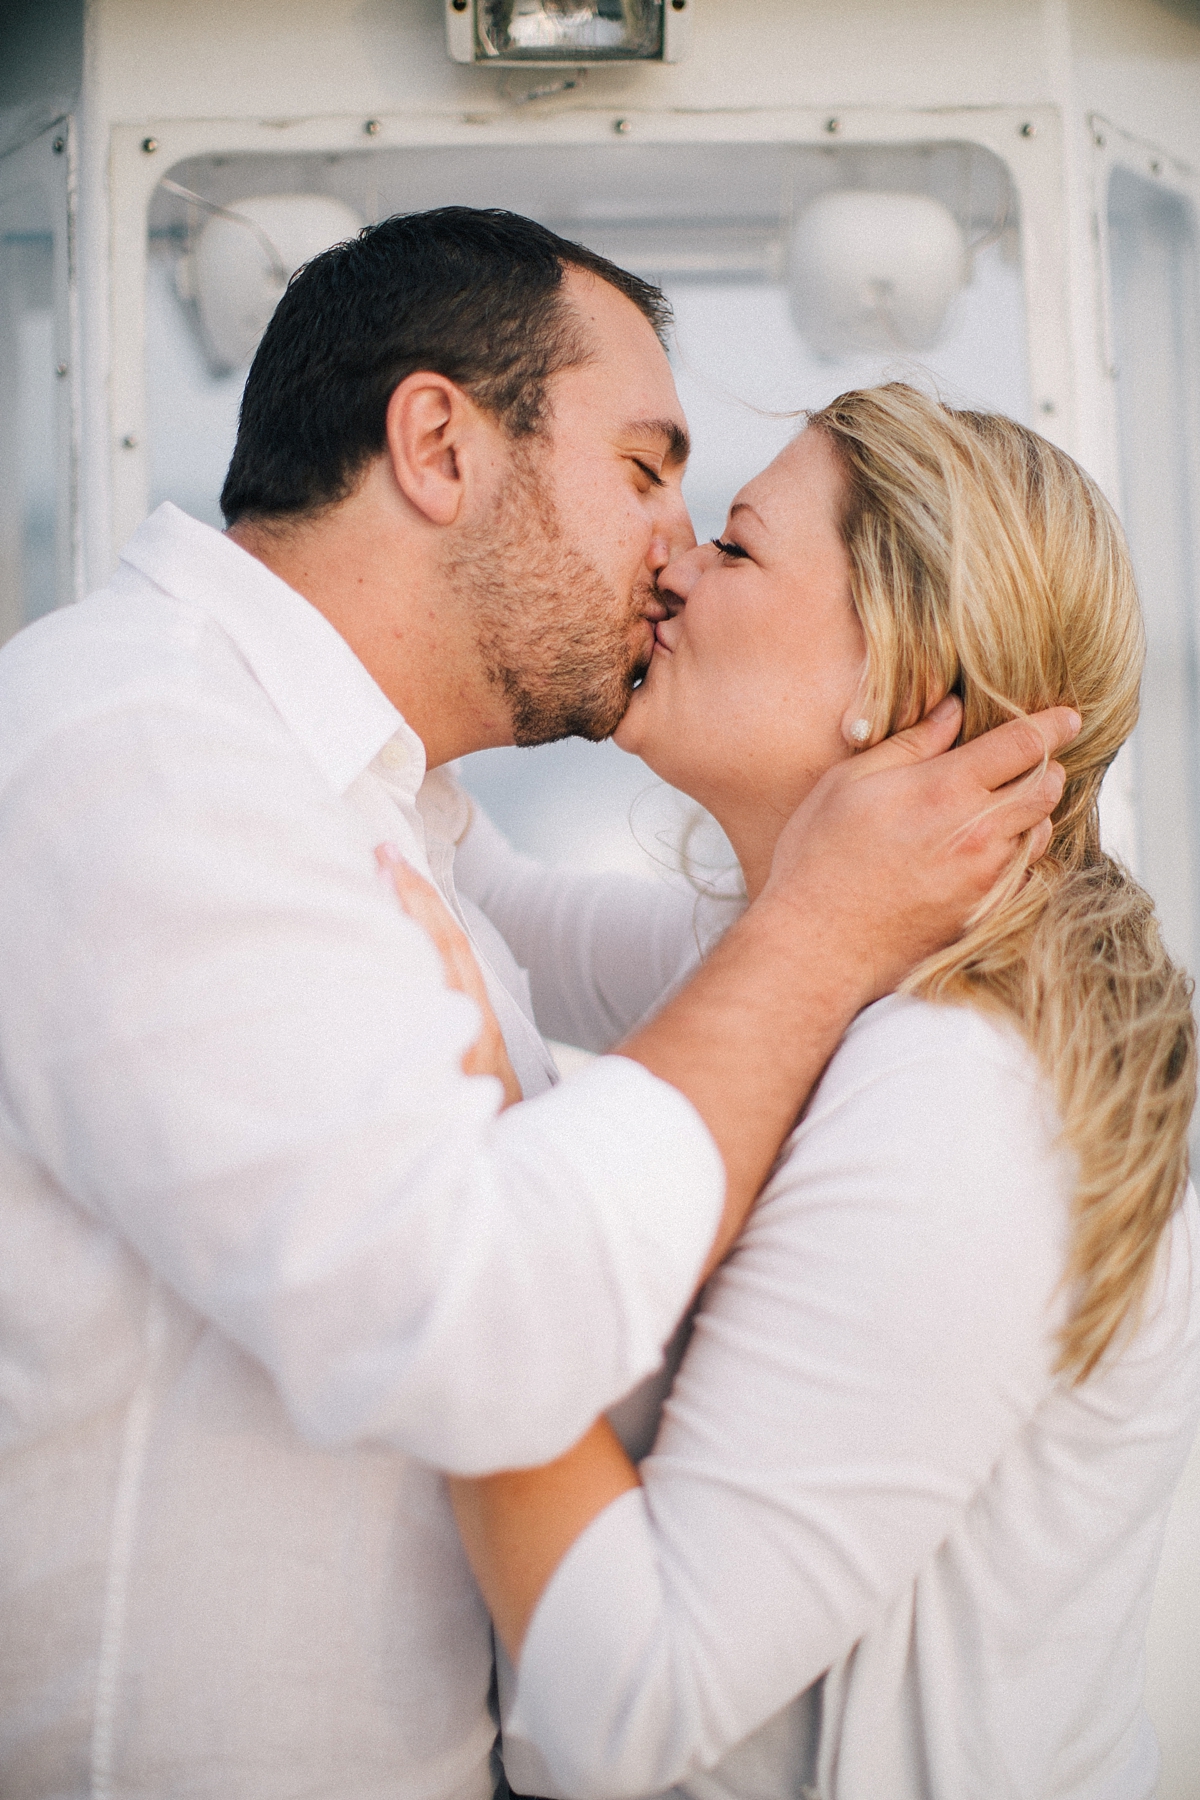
<box><xmin>552</xmin><ymin>272</ymin><xmax>688</xmax><ymax>452</ymax></box>
<box><xmin>559</xmin><ymin>267</ymin><xmax>676</xmax><ymax>370</ymax></box>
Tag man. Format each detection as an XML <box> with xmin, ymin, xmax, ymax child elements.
<box><xmin>0</xmin><ymin>208</ymin><xmax>1075</xmax><ymax>1797</ymax></box>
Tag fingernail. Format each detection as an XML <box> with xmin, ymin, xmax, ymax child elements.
<box><xmin>375</xmin><ymin>842</ymin><xmax>401</xmax><ymax>869</ymax></box>
<box><xmin>929</xmin><ymin>695</ymin><xmax>961</xmax><ymax>721</ymax></box>
<box><xmin>1066</xmin><ymin>710</ymin><xmax>1082</xmax><ymax>736</ymax></box>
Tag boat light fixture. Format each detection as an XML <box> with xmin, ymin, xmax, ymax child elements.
<box><xmin>446</xmin><ymin>0</ymin><xmax>689</xmax><ymax>64</ymax></box>
<box><xmin>789</xmin><ymin>190</ymin><xmax>968</xmax><ymax>360</ymax></box>
<box><xmin>176</xmin><ymin>192</ymin><xmax>364</xmax><ymax>375</ymax></box>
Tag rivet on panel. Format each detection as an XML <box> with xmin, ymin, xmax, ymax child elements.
<box><xmin>56</xmin><ymin>362</ymin><xmax>68</xmax><ymax>378</ymax></box>
<box><xmin>364</xmin><ymin>118</ymin><xmax>382</xmax><ymax>136</ymax></box>
<box><xmin>825</xmin><ymin>117</ymin><xmax>841</xmax><ymax>135</ymax></box>
<box><xmin>52</xmin><ymin>136</ymin><xmax>65</xmax><ymax>153</ymax></box>
<box><xmin>141</xmin><ymin>137</ymin><xmax>159</xmax><ymax>154</ymax></box>
<box><xmin>1019</xmin><ymin>121</ymin><xmax>1036</xmax><ymax>139</ymax></box>
<box><xmin>614</xmin><ymin>117</ymin><xmax>632</xmax><ymax>135</ymax></box>
<box><xmin>121</xmin><ymin>434</ymin><xmax>139</xmax><ymax>449</ymax></box>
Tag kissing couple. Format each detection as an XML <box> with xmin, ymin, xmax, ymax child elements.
<box><xmin>0</xmin><ymin>206</ymin><xmax>1196</xmax><ymax>1800</ymax></box>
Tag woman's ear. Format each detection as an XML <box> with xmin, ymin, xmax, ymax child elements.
<box><xmin>383</xmin><ymin>373</ymin><xmax>480</xmax><ymax>528</ymax></box>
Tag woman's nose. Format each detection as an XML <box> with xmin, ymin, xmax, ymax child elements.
<box><xmin>657</xmin><ymin>541</ymin><xmax>717</xmax><ymax>609</ymax></box>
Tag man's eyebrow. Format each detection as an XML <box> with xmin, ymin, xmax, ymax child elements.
<box><xmin>625</xmin><ymin>419</ymin><xmax>691</xmax><ymax>466</ymax></box>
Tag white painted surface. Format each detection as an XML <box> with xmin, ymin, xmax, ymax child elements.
<box><xmin>1146</xmin><ymin>1421</ymin><xmax>1200</xmax><ymax>1800</ymax></box>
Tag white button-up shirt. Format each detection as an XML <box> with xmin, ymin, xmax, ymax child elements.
<box><xmin>0</xmin><ymin>504</ymin><xmax>723</xmax><ymax>1799</ymax></box>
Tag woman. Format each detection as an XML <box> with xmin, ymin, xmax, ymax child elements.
<box><xmin>407</xmin><ymin>385</ymin><xmax>1200</xmax><ymax>1800</ymax></box>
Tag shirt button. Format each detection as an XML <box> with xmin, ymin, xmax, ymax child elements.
<box><xmin>378</xmin><ymin>740</ymin><xmax>410</xmax><ymax>774</ymax></box>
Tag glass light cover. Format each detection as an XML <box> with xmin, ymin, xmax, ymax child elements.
<box><xmin>476</xmin><ymin>0</ymin><xmax>663</xmax><ymax>60</ymax></box>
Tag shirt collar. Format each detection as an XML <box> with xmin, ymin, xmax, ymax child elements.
<box><xmin>119</xmin><ymin>502</ymin><xmax>426</xmax><ymax>797</ymax></box>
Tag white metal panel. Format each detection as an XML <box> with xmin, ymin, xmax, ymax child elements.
<box><xmin>106</xmin><ymin>103</ymin><xmax>1069</xmax><ymax>556</ymax></box>
<box><xmin>88</xmin><ymin>0</ymin><xmax>1055</xmax><ymax>126</ymax></box>
<box><xmin>0</xmin><ymin>118</ymin><xmax>79</xmax><ymax>640</ymax></box>
<box><xmin>1090</xmin><ymin>119</ymin><xmax>1200</xmax><ymax>1800</ymax></box>
<box><xmin>1069</xmin><ymin>0</ymin><xmax>1200</xmax><ymax>170</ymax></box>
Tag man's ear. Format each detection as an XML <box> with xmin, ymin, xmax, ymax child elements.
<box><xmin>384</xmin><ymin>372</ymin><xmax>489</xmax><ymax>528</ymax></box>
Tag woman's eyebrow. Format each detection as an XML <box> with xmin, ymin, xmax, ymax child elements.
<box><xmin>729</xmin><ymin>502</ymin><xmax>766</xmax><ymax>530</ymax></box>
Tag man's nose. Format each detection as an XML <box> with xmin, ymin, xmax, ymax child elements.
<box><xmin>648</xmin><ymin>489</ymin><xmax>697</xmax><ymax>570</ymax></box>
<box><xmin>647</xmin><ymin>533</ymin><xmax>671</xmax><ymax>577</ymax></box>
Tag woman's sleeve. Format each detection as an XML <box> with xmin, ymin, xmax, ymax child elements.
<box><xmin>504</xmin><ymin>999</ymin><xmax>1075</xmax><ymax>1798</ymax></box>
<box><xmin>454</xmin><ymin>803</ymin><xmax>737</xmax><ymax>1052</ymax></box>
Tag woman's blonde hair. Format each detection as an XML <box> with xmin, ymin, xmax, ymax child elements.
<box><xmin>807</xmin><ymin>382</ymin><xmax>1195</xmax><ymax>1381</ymax></box>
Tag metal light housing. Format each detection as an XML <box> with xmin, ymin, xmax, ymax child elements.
<box><xmin>445</xmin><ymin>0</ymin><xmax>690</xmax><ymax>64</ymax></box>
<box><xmin>788</xmin><ymin>190</ymin><xmax>969</xmax><ymax>360</ymax></box>
<box><xmin>178</xmin><ymin>193</ymin><xmax>364</xmax><ymax>375</ymax></box>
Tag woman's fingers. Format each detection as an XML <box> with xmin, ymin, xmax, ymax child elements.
<box><xmin>376</xmin><ymin>845</ymin><xmax>523</xmax><ymax>1108</ymax></box>
<box><xmin>379</xmin><ymin>850</ymin><xmax>487</xmax><ymax>999</ymax></box>
<box><xmin>374</xmin><ymin>849</ymin><xmax>477</xmax><ymax>998</ymax></box>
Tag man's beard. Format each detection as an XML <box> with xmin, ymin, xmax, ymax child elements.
<box><xmin>443</xmin><ymin>444</ymin><xmax>655</xmax><ymax>747</ymax></box>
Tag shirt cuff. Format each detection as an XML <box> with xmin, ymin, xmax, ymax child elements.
<box><xmin>507</xmin><ymin>1487</ymin><xmax>680</xmax><ymax>1800</ymax></box>
<box><xmin>512</xmin><ymin>1051</ymin><xmax>724</xmax><ymax>1394</ymax></box>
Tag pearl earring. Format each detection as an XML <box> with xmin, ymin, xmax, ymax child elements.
<box><xmin>849</xmin><ymin>718</ymin><xmax>872</xmax><ymax>745</ymax></box>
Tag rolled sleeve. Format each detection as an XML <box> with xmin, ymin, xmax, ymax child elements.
<box><xmin>0</xmin><ymin>694</ymin><xmax>722</xmax><ymax>1473</ymax></box>
<box><xmin>394</xmin><ymin>1056</ymin><xmax>724</xmax><ymax>1471</ymax></box>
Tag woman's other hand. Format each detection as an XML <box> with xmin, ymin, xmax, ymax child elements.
<box><xmin>376</xmin><ymin>845</ymin><xmax>523</xmax><ymax>1109</ymax></box>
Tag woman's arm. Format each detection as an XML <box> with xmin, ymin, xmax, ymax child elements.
<box><xmin>453</xmin><ymin>801</ymin><xmax>739</xmax><ymax>1052</ymax></box>
<box><xmin>448</xmin><ymin>1000</ymin><xmax>1075</xmax><ymax>1798</ymax></box>
<box><xmin>450</xmin><ymin>1419</ymin><xmax>640</xmax><ymax>1659</ymax></box>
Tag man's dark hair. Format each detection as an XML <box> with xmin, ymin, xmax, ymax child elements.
<box><xmin>220</xmin><ymin>206</ymin><xmax>672</xmax><ymax>525</ymax></box>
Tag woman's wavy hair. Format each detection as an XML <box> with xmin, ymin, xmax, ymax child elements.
<box><xmin>807</xmin><ymin>382</ymin><xmax>1195</xmax><ymax>1381</ymax></box>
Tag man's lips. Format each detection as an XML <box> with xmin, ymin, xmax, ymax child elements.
<box><xmin>630</xmin><ymin>597</ymin><xmax>668</xmax><ymax>665</ymax></box>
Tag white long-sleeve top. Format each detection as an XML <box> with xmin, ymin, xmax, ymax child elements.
<box><xmin>453</xmin><ymin>805</ymin><xmax>742</xmax><ymax>1054</ymax></box>
<box><xmin>494</xmin><ymin>995</ymin><xmax>1200</xmax><ymax>1800</ymax></box>
<box><xmin>0</xmin><ymin>503</ymin><xmax>725</xmax><ymax>1800</ymax></box>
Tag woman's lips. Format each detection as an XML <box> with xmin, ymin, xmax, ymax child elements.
<box><xmin>653</xmin><ymin>621</ymin><xmax>673</xmax><ymax>651</ymax></box>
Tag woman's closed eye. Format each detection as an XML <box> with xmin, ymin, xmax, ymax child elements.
<box><xmin>712</xmin><ymin>537</ymin><xmax>750</xmax><ymax>560</ymax></box>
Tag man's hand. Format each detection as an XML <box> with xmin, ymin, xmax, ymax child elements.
<box><xmin>617</xmin><ymin>695</ymin><xmax>1081</xmax><ymax>1279</ymax></box>
<box><xmin>763</xmin><ymin>695</ymin><xmax>1079</xmax><ymax>1000</ymax></box>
